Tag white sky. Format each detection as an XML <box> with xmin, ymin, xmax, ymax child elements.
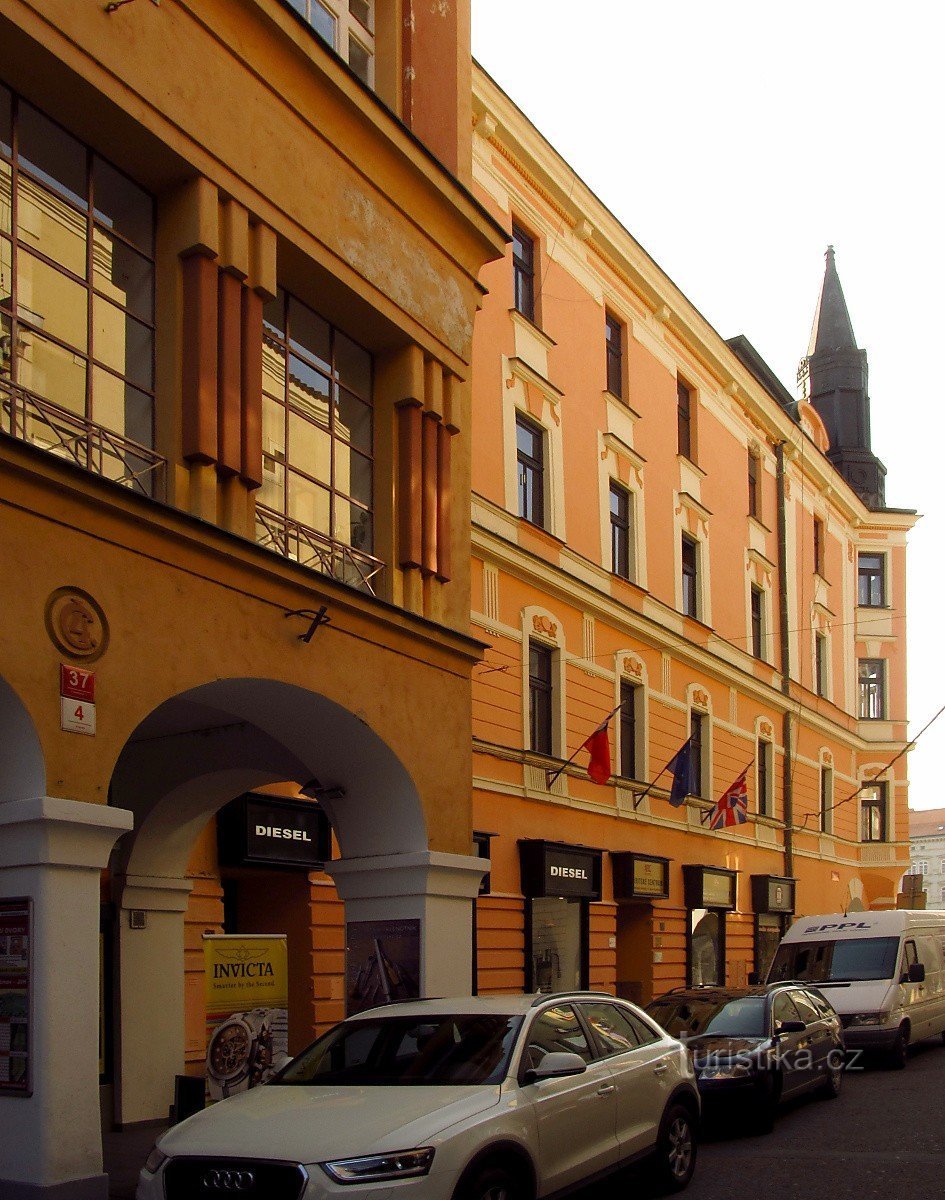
<box><xmin>471</xmin><ymin>0</ymin><xmax>945</xmax><ymax>812</ymax></box>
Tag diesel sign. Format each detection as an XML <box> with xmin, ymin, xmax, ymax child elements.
<box><xmin>218</xmin><ymin>794</ymin><xmax>332</xmax><ymax>869</ymax></box>
<box><xmin>520</xmin><ymin>840</ymin><xmax>601</xmax><ymax>899</ymax></box>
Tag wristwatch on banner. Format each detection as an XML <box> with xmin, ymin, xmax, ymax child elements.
<box><xmin>207</xmin><ymin>1009</ymin><xmax>277</xmax><ymax>1099</ymax></box>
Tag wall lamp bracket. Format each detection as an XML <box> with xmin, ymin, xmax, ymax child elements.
<box><xmin>285</xmin><ymin>606</ymin><xmax>331</xmax><ymax>643</ymax></box>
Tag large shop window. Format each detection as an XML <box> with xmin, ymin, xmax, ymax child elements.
<box><xmin>751</xmin><ymin>876</ymin><xmax>795</xmax><ymax>981</ymax></box>
<box><xmin>0</xmin><ymin>85</ymin><xmax>158</xmax><ymax>495</ymax></box>
<box><xmin>520</xmin><ymin>841</ymin><xmax>601</xmax><ymax>995</ymax></box>
<box><xmin>259</xmin><ymin>288</ymin><xmax>379</xmax><ymax>586</ymax></box>
<box><xmin>683</xmin><ymin>866</ymin><xmax>737</xmax><ymax>988</ymax></box>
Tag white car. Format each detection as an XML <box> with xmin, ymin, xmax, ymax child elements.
<box><xmin>138</xmin><ymin>992</ymin><xmax>699</xmax><ymax>1200</ymax></box>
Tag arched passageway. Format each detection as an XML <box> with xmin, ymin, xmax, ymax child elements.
<box><xmin>106</xmin><ymin>678</ymin><xmax>484</xmax><ymax>1125</ymax></box>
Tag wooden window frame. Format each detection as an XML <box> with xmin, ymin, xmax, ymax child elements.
<box><xmin>516</xmin><ymin>413</ymin><xmax>545</xmax><ymax>528</ymax></box>
<box><xmin>605</xmin><ymin>310</ymin><xmax>624</xmax><ymax>399</ymax></box>
<box><xmin>512</xmin><ymin>221</ymin><xmax>536</xmax><ymax>324</ymax></box>
<box><xmin>528</xmin><ymin>639</ymin><xmax>554</xmax><ymax>756</ymax></box>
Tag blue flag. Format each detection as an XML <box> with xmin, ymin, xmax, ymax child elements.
<box><xmin>667</xmin><ymin>739</ymin><xmax>694</xmax><ymax>807</ymax></box>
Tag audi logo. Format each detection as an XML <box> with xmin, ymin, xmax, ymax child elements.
<box><xmin>200</xmin><ymin>1169</ymin><xmax>255</xmax><ymax>1192</ymax></box>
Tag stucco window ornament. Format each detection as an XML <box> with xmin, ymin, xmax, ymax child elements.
<box><xmin>44</xmin><ymin>587</ymin><xmax>109</xmax><ymax>662</ymax></box>
<box><xmin>622</xmin><ymin>655</ymin><xmax>644</xmax><ymax>680</ymax></box>
<box><xmin>692</xmin><ymin>688</ymin><xmax>709</xmax><ymax>711</ymax></box>
<box><xmin>759</xmin><ymin>720</ymin><xmax>774</xmax><ymax>740</ymax></box>
<box><xmin>532</xmin><ymin>614</ymin><xmax>558</xmax><ymax>640</ymax></box>
<box><xmin>823</xmin><ymin>750</ymin><xmax>833</xmax><ymax>766</ymax></box>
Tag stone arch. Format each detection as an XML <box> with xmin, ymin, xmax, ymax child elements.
<box><xmin>0</xmin><ymin>675</ymin><xmax>45</xmax><ymax>805</ymax></box>
<box><xmin>105</xmin><ymin>676</ymin><xmax>482</xmax><ymax>1126</ymax></box>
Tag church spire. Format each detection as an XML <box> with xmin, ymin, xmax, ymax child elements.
<box><xmin>806</xmin><ymin>246</ymin><xmax>858</xmax><ymax>356</ymax></box>
<box><xmin>797</xmin><ymin>247</ymin><xmax>887</xmax><ymax>509</ymax></box>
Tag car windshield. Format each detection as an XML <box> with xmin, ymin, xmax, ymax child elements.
<box><xmin>273</xmin><ymin>1014</ymin><xmax>521</xmax><ymax>1086</ymax></box>
<box><xmin>647</xmin><ymin>996</ymin><xmax>767</xmax><ymax>1039</ymax></box>
<box><xmin>769</xmin><ymin>937</ymin><xmax>900</xmax><ymax>983</ymax></box>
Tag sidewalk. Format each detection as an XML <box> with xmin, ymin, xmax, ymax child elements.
<box><xmin>103</xmin><ymin>1124</ymin><xmax>167</xmax><ymax>1200</ymax></box>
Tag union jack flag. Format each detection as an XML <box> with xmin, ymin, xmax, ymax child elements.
<box><xmin>708</xmin><ymin>770</ymin><xmax>750</xmax><ymax>829</ymax></box>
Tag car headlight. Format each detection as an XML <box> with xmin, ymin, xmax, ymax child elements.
<box><xmin>846</xmin><ymin>1012</ymin><xmax>887</xmax><ymax>1027</ymax></box>
<box><xmin>143</xmin><ymin>1147</ymin><xmax>168</xmax><ymax>1175</ymax></box>
<box><xmin>321</xmin><ymin>1149</ymin><xmax>435</xmax><ymax>1184</ymax></box>
<box><xmin>699</xmin><ymin>1062</ymin><xmax>752</xmax><ymax>1079</ymax></box>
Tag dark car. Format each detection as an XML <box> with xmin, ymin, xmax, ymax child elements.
<box><xmin>646</xmin><ymin>983</ymin><xmax>844</xmax><ymax>1132</ymax></box>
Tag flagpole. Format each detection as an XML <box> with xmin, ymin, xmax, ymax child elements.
<box><xmin>544</xmin><ymin>698</ymin><xmax>627</xmax><ymax>790</ymax></box>
<box><xmin>701</xmin><ymin>759</ymin><xmax>754</xmax><ymax>825</ymax></box>
<box><xmin>631</xmin><ymin>751</ymin><xmax>679</xmax><ymax>811</ymax></box>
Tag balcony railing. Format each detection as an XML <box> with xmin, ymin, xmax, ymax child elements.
<box><xmin>255</xmin><ymin>503</ymin><xmax>385</xmax><ymax>596</ymax></box>
<box><xmin>0</xmin><ymin>378</ymin><xmax>166</xmax><ymax>501</ymax></box>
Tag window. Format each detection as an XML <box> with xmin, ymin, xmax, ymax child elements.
<box><xmin>681</xmin><ymin>534</ymin><xmax>699</xmax><ymax>619</ymax></box>
<box><xmin>689</xmin><ymin>909</ymin><xmax>724</xmax><ymax>987</ymax></box>
<box><xmin>579</xmin><ymin>1002</ymin><xmax>648</xmax><ymax>1055</ymax></box>
<box><xmin>527</xmin><ymin>905</ymin><xmax>587</xmax><ymax>996</ymax></box>
<box><xmin>259</xmin><ymin>288</ymin><xmax>375</xmax><ymax>572</ymax></box>
<box><xmin>940</xmin><ymin>885</ymin><xmax>945</xmax><ymax>905</ymax></box>
<box><xmin>516</xmin><ymin>414</ymin><xmax>545</xmax><ymax>527</ymax></box>
<box><xmin>690</xmin><ymin>711</ymin><xmax>706</xmax><ymax>798</ymax></box>
<box><xmin>747</xmin><ymin>450</ymin><xmax>759</xmax><ymax>518</ymax></box>
<box><xmin>0</xmin><ymin>86</ymin><xmax>156</xmax><ymax>491</ymax></box>
<box><xmin>819</xmin><ymin>765</ymin><xmax>833</xmax><ymax>833</ymax></box>
<box><xmin>815</xmin><ymin>633</ymin><xmax>828</xmax><ymax>697</ymax></box>
<box><xmin>511</xmin><ymin>222</ymin><xmax>536</xmax><ymax>323</ymax></box>
<box><xmin>757</xmin><ymin>738</ymin><xmax>772</xmax><ymax>817</ymax></box>
<box><xmin>605</xmin><ymin>311</ymin><xmax>624</xmax><ymax>398</ymax></box>
<box><xmin>619</xmin><ymin>680</ymin><xmax>639</xmax><ymax>781</ymax></box>
<box><xmin>523</xmin><ymin>1003</ymin><xmax>592</xmax><ymax>1064</ymax></box>
<box><xmin>813</xmin><ymin>516</ymin><xmax>825</xmax><ymax>575</ymax></box>
<box><xmin>750</xmin><ymin>586</ymin><xmax>765</xmax><ymax>659</ymax></box>
<box><xmin>291</xmin><ymin>0</ymin><xmax>375</xmax><ymax>87</ymax></box>
<box><xmin>858</xmin><ymin>554</ymin><xmax>886</xmax><ymax>607</ymax></box>
<box><xmin>913</xmin><ymin>860</ymin><xmax>928</xmax><ymax>877</ymax></box>
<box><xmin>858</xmin><ymin>659</ymin><xmax>886</xmax><ymax>719</ymax></box>
<box><xmin>677</xmin><ymin>377</ymin><xmax>693</xmax><ymax>459</ymax></box>
<box><xmin>860</xmin><ymin>783</ymin><xmax>887</xmax><ymax>842</ymax></box>
<box><xmin>528</xmin><ymin>640</ymin><xmax>554</xmax><ymax>756</ymax></box>
<box><xmin>609</xmin><ymin>482</ymin><xmax>633</xmax><ymax>579</ymax></box>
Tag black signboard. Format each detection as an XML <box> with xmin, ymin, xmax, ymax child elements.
<box><xmin>751</xmin><ymin>875</ymin><xmax>796</xmax><ymax>915</ymax></box>
<box><xmin>218</xmin><ymin>794</ymin><xmax>332</xmax><ymax>870</ymax></box>
<box><xmin>0</xmin><ymin>897</ymin><xmax>31</xmax><ymax>1096</ymax></box>
<box><xmin>612</xmin><ymin>853</ymin><xmax>670</xmax><ymax>901</ymax></box>
<box><xmin>683</xmin><ymin>865</ymin><xmax>737</xmax><ymax>911</ymax></box>
<box><xmin>519</xmin><ymin>840</ymin><xmax>601</xmax><ymax>900</ymax></box>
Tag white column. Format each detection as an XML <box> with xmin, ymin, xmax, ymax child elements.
<box><xmin>325</xmin><ymin>850</ymin><xmax>487</xmax><ymax>1001</ymax></box>
<box><xmin>112</xmin><ymin>875</ymin><xmax>193</xmax><ymax>1128</ymax></box>
<box><xmin>0</xmin><ymin>797</ymin><xmax>133</xmax><ymax>1200</ymax></box>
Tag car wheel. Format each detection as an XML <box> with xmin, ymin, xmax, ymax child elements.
<box><xmin>651</xmin><ymin>1103</ymin><xmax>697</xmax><ymax>1194</ymax></box>
<box><xmin>888</xmin><ymin>1027</ymin><xmax>909</xmax><ymax>1070</ymax></box>
<box><xmin>819</xmin><ymin>1057</ymin><xmax>843</xmax><ymax>1099</ymax></box>
<box><xmin>456</xmin><ymin>1165</ymin><xmax>523</xmax><ymax>1200</ymax></box>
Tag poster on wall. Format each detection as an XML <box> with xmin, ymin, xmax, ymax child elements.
<box><xmin>203</xmin><ymin>934</ymin><xmax>288</xmax><ymax>1102</ymax></box>
<box><xmin>0</xmin><ymin>898</ymin><xmax>31</xmax><ymax>1096</ymax></box>
<box><xmin>346</xmin><ymin>919</ymin><xmax>420</xmax><ymax>1015</ymax></box>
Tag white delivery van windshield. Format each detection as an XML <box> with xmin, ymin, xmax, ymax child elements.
<box><xmin>769</xmin><ymin>936</ymin><xmax>900</xmax><ymax>983</ymax></box>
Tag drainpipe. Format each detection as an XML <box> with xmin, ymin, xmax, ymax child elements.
<box><xmin>775</xmin><ymin>442</ymin><xmax>794</xmax><ymax>878</ymax></box>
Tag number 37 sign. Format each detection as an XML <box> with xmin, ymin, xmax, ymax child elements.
<box><xmin>59</xmin><ymin>665</ymin><xmax>96</xmax><ymax>736</ymax></box>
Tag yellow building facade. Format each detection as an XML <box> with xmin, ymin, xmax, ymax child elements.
<box><xmin>0</xmin><ymin>4</ymin><xmax>503</xmax><ymax>1196</ymax></box>
<box><xmin>467</xmin><ymin>67</ymin><xmax>916</xmax><ymax>1003</ymax></box>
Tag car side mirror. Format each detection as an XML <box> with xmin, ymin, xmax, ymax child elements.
<box><xmin>908</xmin><ymin>962</ymin><xmax>926</xmax><ymax>984</ymax></box>
<box><xmin>775</xmin><ymin>1020</ymin><xmax>806</xmax><ymax>1036</ymax></box>
<box><xmin>523</xmin><ymin>1051</ymin><xmax>588</xmax><ymax>1083</ymax></box>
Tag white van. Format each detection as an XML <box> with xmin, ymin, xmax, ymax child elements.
<box><xmin>767</xmin><ymin>910</ymin><xmax>945</xmax><ymax>1067</ymax></box>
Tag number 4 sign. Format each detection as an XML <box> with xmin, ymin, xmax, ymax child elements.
<box><xmin>60</xmin><ymin>665</ymin><xmax>96</xmax><ymax>736</ymax></box>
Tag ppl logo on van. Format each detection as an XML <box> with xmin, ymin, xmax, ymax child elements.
<box><xmin>803</xmin><ymin>922</ymin><xmax>872</xmax><ymax>933</ymax></box>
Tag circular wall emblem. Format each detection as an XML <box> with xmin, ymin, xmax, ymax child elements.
<box><xmin>45</xmin><ymin>587</ymin><xmax>109</xmax><ymax>661</ymax></box>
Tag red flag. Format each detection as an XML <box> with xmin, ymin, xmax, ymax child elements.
<box><xmin>582</xmin><ymin>725</ymin><xmax>611</xmax><ymax>785</ymax></box>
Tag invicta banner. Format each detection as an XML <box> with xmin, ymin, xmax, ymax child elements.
<box><xmin>203</xmin><ymin>934</ymin><xmax>288</xmax><ymax>1102</ymax></box>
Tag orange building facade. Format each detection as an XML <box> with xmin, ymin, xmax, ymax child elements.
<box><xmin>0</xmin><ymin>4</ymin><xmax>504</xmax><ymax>1196</ymax></box>
<box><xmin>467</xmin><ymin>67</ymin><xmax>916</xmax><ymax>1004</ymax></box>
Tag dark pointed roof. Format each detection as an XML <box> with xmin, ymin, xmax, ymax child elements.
<box><xmin>807</xmin><ymin>245</ymin><xmax>858</xmax><ymax>356</ymax></box>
